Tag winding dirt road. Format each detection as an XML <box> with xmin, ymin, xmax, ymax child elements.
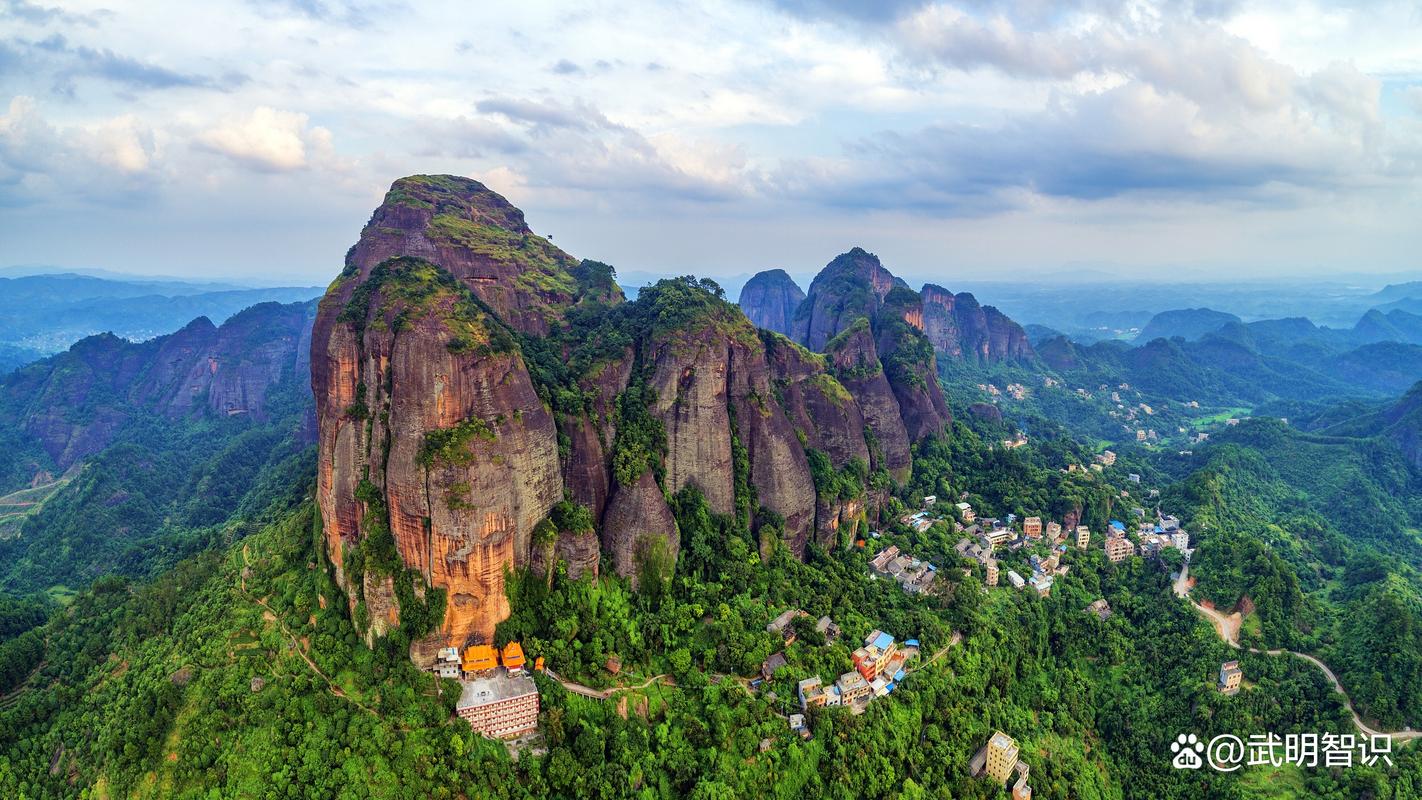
<box><xmin>544</xmin><ymin>670</ymin><xmax>674</xmax><ymax>699</ymax></box>
<box><xmin>1175</xmin><ymin>563</ymin><xmax>1421</xmax><ymax>743</ymax></box>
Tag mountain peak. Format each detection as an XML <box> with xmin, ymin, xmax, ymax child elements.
<box><xmin>738</xmin><ymin>269</ymin><xmax>804</xmax><ymax>336</ymax></box>
<box><xmin>382</xmin><ymin>174</ymin><xmax>530</xmax><ymax>234</ymax></box>
<box><xmin>342</xmin><ymin>175</ymin><xmax>579</xmax><ymax>335</ymax></box>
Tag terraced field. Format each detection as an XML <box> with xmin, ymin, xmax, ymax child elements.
<box><xmin>0</xmin><ymin>472</ymin><xmax>73</xmax><ymax>540</ymax></box>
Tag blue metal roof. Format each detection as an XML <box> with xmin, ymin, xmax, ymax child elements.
<box><xmin>894</xmin><ymin>669</ymin><xmax>906</xmax><ymax>681</ymax></box>
<box><xmin>872</xmin><ymin>632</ymin><xmax>894</xmax><ymax>651</ymax></box>
<box><xmin>904</xmin><ymin>638</ymin><xmax>920</xmax><ymax>647</ymax></box>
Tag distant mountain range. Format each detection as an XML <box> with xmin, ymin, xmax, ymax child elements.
<box><xmin>0</xmin><ymin>273</ymin><xmax>322</xmax><ymax>371</ymax></box>
<box><xmin>738</xmin><ymin>266</ymin><xmax>1036</xmax><ymax>364</ymax></box>
<box><xmin>1136</xmin><ymin>305</ymin><xmax>1422</xmax><ymax>353</ymax></box>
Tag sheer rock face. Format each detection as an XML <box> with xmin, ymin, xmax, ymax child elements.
<box><xmin>877</xmin><ymin>290</ymin><xmax>951</xmax><ymax>442</ymax></box>
<box><xmin>738</xmin><ymin>269</ymin><xmax>805</xmax><ymax>337</ymax></box>
<box><xmin>7</xmin><ymin>302</ymin><xmax>314</xmax><ymax>471</ymax></box>
<box><xmin>763</xmin><ymin>335</ymin><xmax>870</xmax><ymax>469</ymax></box>
<box><xmin>1384</xmin><ymin>383</ymin><xmax>1422</xmax><ymax>470</ymax></box>
<box><xmin>921</xmin><ymin>284</ymin><xmax>1034</xmax><ymax>363</ymax></box>
<box><xmin>646</xmin><ymin>327</ymin><xmax>736</xmax><ymax>517</ymax></box>
<box><xmin>727</xmin><ymin>338</ymin><xmax>816</xmax><ymax>554</ymax></box>
<box><xmin>160</xmin><ymin>302</ymin><xmax>316</xmax><ymax>420</ymax></box>
<box><xmin>790</xmin><ymin>248</ymin><xmax>951</xmax><ymax>460</ymax></box>
<box><xmin>601</xmin><ymin>469</ymin><xmax>679</xmax><ymax>584</ymax></box>
<box><xmin>814</xmin><ymin>494</ymin><xmax>866</xmax><ymax>551</ymax></box>
<box><xmin>313</xmin><ymin>176</ymin><xmax>569</xmax><ymax>659</ymax></box>
<box><xmin>530</xmin><ymin>530</ymin><xmax>601</xmax><ymax>581</ymax></box>
<box><xmin>824</xmin><ymin>323</ymin><xmax>913</xmax><ymax>482</ymax></box>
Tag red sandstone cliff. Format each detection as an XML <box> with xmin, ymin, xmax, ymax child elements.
<box><xmin>313</xmin><ymin>177</ymin><xmax>959</xmax><ymax>663</ymax></box>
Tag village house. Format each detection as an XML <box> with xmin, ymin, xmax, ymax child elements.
<box><xmin>1023</xmin><ymin>516</ymin><xmax>1042</xmax><ymax>537</ymax></box>
<box><xmin>1029</xmin><ymin>572</ymin><xmax>1053</xmax><ymax>597</ymax></box>
<box><xmin>767</xmin><ymin>608</ymin><xmax>809</xmax><ymax>644</ymax></box>
<box><xmin>970</xmin><ymin>730</ymin><xmax>1023</xmax><ymax>787</ymax></box>
<box><xmin>1086</xmin><ymin>599</ymin><xmax>1112</xmax><ymax>621</ymax></box>
<box><xmin>870</xmin><ymin>546</ymin><xmax>900</xmax><ymax>572</ymax></box>
<box><xmin>1045</xmin><ymin>521</ymin><xmax>1063</xmax><ymax>542</ymax></box>
<box><xmin>761</xmin><ymin>652</ymin><xmax>788</xmax><ymax>682</ymax></box>
<box><xmin>1104</xmin><ymin>535</ymin><xmax>1135</xmax><ymax>563</ymax></box>
<box><xmin>1007</xmin><ymin>570</ymin><xmax>1026</xmax><ymax>589</ymax></box>
<box><xmin>984</xmin><ymin>558</ymin><xmax>1000</xmax><ymax>587</ymax></box>
<box><xmin>434</xmin><ymin>646</ymin><xmax>462</xmax><ymax>679</ymax></box>
<box><xmin>837</xmin><ymin>671</ymin><xmax>871</xmax><ymax>705</ymax></box>
<box><xmin>985</xmin><ymin>527</ymin><xmax>1014</xmax><ymax>548</ymax></box>
<box><xmin>1097</xmin><ymin>450</ymin><xmax>1117</xmax><ymax>467</ymax></box>
<box><xmin>1219</xmin><ymin>660</ymin><xmax>1242</xmax><ymax>695</ymax></box>
<box><xmin>798</xmin><ymin>677</ymin><xmax>828</xmax><ymax>709</ymax></box>
<box><xmin>853</xmin><ymin>631</ymin><xmax>899</xmax><ymax>680</ymax></box>
<box><xmin>872</xmin><ymin>546</ymin><xmax>938</xmax><ymax>594</ymax></box>
<box><xmin>816</xmin><ymin>615</ymin><xmax>841</xmax><ymax>642</ymax></box>
<box><xmin>1075</xmin><ymin>526</ymin><xmax>1091</xmax><ymax>550</ymax></box>
<box><xmin>956</xmin><ymin>501</ymin><xmax>976</xmax><ymax>522</ymax></box>
<box><xmin>789</xmin><ymin>714</ymin><xmax>810</xmax><ymax>739</ymax></box>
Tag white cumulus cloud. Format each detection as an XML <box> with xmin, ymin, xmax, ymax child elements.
<box><xmin>198</xmin><ymin>106</ymin><xmax>333</xmax><ymax>172</ymax></box>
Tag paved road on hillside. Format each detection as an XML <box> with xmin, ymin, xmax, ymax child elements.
<box><xmin>1176</xmin><ymin>562</ymin><xmax>1421</xmax><ymax>743</ymax></box>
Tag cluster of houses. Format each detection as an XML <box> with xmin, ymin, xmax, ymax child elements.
<box><xmin>434</xmin><ymin>642</ymin><xmax>542</xmax><ymax>740</ymax></box>
<box><xmin>760</xmin><ymin>609</ymin><xmax>843</xmax><ymax>707</ymax></box>
<box><xmin>796</xmin><ymin>629</ymin><xmax>918</xmax><ymax>722</ymax></box>
<box><xmin>946</xmin><ymin>503</ymin><xmax>1194</xmax><ymax>610</ymax></box>
<box><xmin>952</xmin><ymin>512</ymin><xmax>1070</xmax><ymax>597</ymax></box>
<box><xmin>869</xmin><ymin>544</ymin><xmax>939</xmax><ymax>594</ymax></box>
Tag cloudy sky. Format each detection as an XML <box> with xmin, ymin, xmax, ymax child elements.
<box><xmin>1</xmin><ymin>0</ymin><xmax>1420</xmax><ymax>287</ymax></box>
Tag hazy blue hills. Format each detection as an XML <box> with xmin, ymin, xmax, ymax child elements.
<box><xmin>0</xmin><ymin>273</ymin><xmax>322</xmax><ymax>370</ymax></box>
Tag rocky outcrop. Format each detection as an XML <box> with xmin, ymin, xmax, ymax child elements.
<box><xmin>312</xmin><ymin>176</ymin><xmax>963</xmax><ymax>664</ymax></box>
<box><xmin>312</xmin><ymin>176</ymin><xmax>582</xmax><ymax>658</ymax></box>
<box><xmin>728</xmin><ymin>337</ymin><xmax>816</xmax><ymax>553</ymax></box>
<box><xmin>530</xmin><ymin>529</ymin><xmax>601</xmax><ymax>581</ymax></box>
<box><xmin>646</xmin><ymin>326</ymin><xmax>736</xmax><ymax>517</ymax></box>
<box><xmin>877</xmin><ymin>286</ymin><xmax>951</xmax><ymax>441</ymax></box>
<box><xmin>762</xmin><ymin>333</ymin><xmax>870</xmax><ymax>469</ymax></box>
<box><xmin>343</xmin><ymin>175</ymin><xmax>578</xmax><ymax>336</ymax></box>
<box><xmin>824</xmin><ymin>321</ymin><xmax>912</xmax><ymax>481</ymax></box>
<box><xmin>601</xmin><ymin>470</ymin><xmax>679</xmax><ymax>583</ymax></box>
<box><xmin>968</xmin><ymin>402</ymin><xmax>1003</xmax><ymax>423</ymax></box>
<box><xmin>791</xmin><ymin>248</ymin><xmax>951</xmax><ymax>457</ymax></box>
<box><xmin>1384</xmin><ymin>382</ymin><xmax>1422</xmax><ymax>470</ymax></box>
<box><xmin>738</xmin><ymin>269</ymin><xmax>804</xmax><ymax>337</ymax></box>
<box><xmin>814</xmin><ymin>494</ymin><xmax>865</xmax><ymax>552</ymax></box>
<box><xmin>921</xmin><ymin>284</ymin><xmax>1034</xmax><ymax>363</ymax></box>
